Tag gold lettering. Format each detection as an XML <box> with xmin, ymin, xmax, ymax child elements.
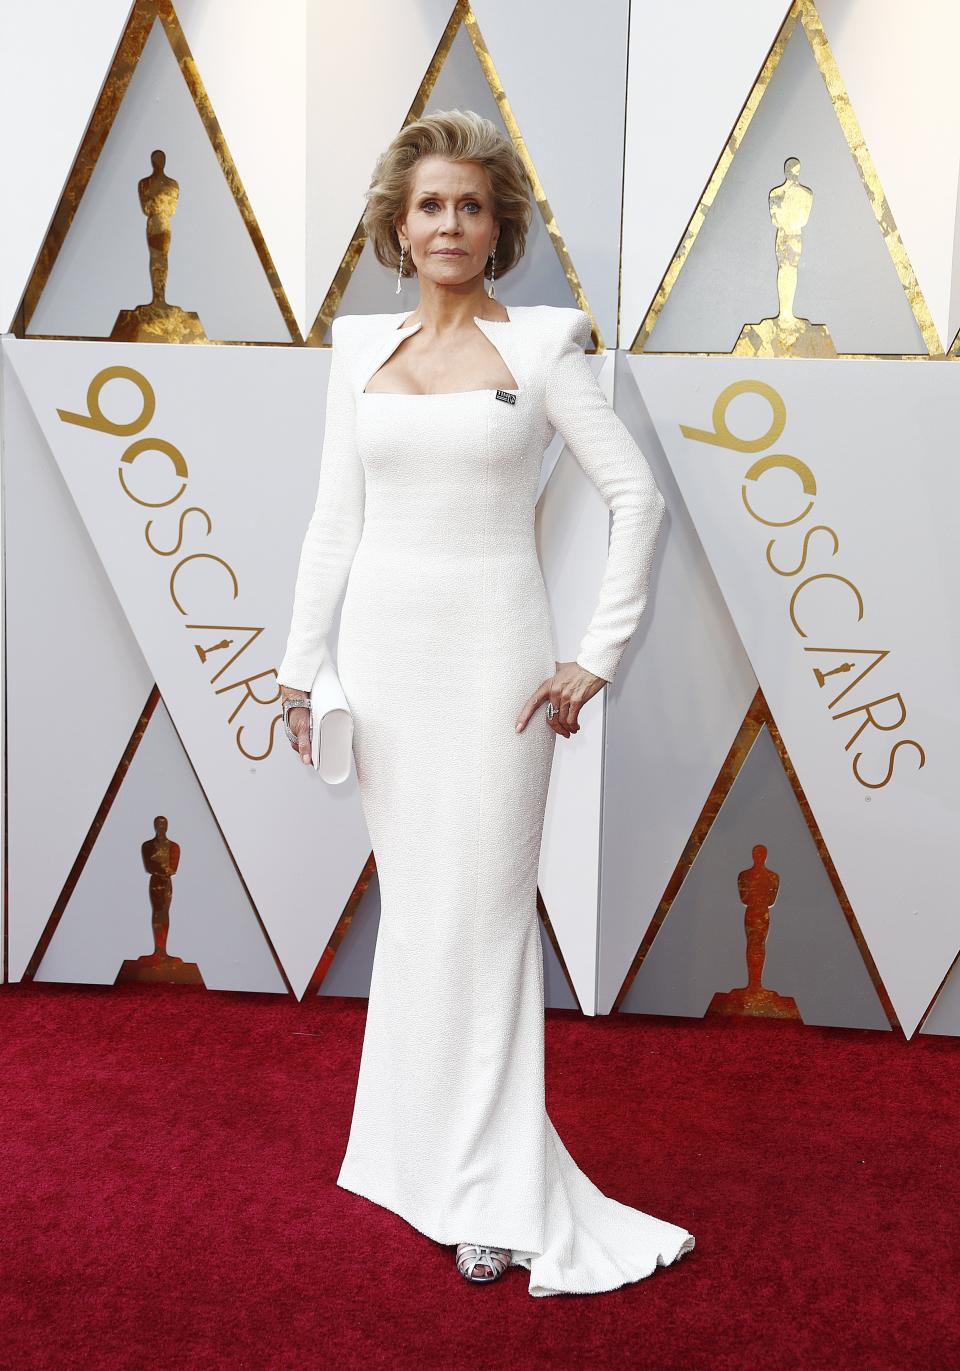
<box><xmin>214</xmin><ymin>668</ymin><xmax>282</xmax><ymax>725</ymax></box>
<box><xmin>741</xmin><ymin>453</ymin><xmax>817</xmax><ymax>527</ymax></box>
<box><xmin>766</xmin><ymin>524</ymin><xmax>839</xmax><ymax>576</ymax></box>
<box><xmin>119</xmin><ymin>437</ymin><xmax>188</xmax><ymax>508</ymax></box>
<box><xmin>169</xmin><ymin>553</ymin><xmax>239</xmax><ymax>615</ymax></box>
<box><xmin>57</xmin><ymin>365</ymin><xmax>155</xmax><ymax>436</ymax></box>
<box><xmin>145</xmin><ymin>506</ymin><xmax>213</xmax><ymax>557</ymax></box>
<box><xmin>56</xmin><ymin>368</ymin><xmax>290</xmax><ymax>769</ymax></box>
<box><xmin>237</xmin><ymin>712</ymin><xmax>285</xmax><ymax>761</ymax></box>
<box><xmin>680</xmin><ymin>378</ymin><xmax>786</xmax><ymax>452</ymax></box>
<box><xmin>789</xmin><ymin>572</ymin><xmax>864</xmax><ymax>638</ymax></box>
<box><xmin>685</xmin><ymin>379</ymin><xmax>924</xmax><ymax>790</ymax></box>
<box><xmin>852</xmin><ymin>738</ymin><xmax>926</xmax><ymax>789</ymax></box>
<box><xmin>803</xmin><ymin>646</ymin><xmax>890</xmax><ymax>710</ymax></box>
<box><xmin>832</xmin><ymin>691</ymin><xmax>907</xmax><ymax>751</ymax></box>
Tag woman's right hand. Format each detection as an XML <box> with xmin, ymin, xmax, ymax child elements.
<box><xmin>279</xmin><ymin>684</ymin><xmax>313</xmax><ymax>765</ymax></box>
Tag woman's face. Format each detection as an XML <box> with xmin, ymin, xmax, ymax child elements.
<box><xmin>395</xmin><ymin>156</ymin><xmax>499</xmax><ymax>289</ymax></box>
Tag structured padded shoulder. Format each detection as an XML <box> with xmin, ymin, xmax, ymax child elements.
<box><xmin>334</xmin><ymin>310</ymin><xmax>412</xmax><ymax>334</ymax></box>
<box><xmin>515</xmin><ymin>303</ymin><xmax>592</xmax><ymax>357</ymax></box>
<box><xmin>330</xmin><ymin>311</ymin><xmax>411</xmax><ymax>379</ymax></box>
<box><xmin>329</xmin><ymin>312</ymin><xmax>365</xmax><ymax>346</ymax></box>
<box><xmin>548</xmin><ymin>305</ymin><xmax>592</xmax><ymax>352</ymax></box>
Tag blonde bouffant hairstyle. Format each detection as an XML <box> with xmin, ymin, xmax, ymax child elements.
<box><xmin>362</xmin><ymin>109</ymin><xmax>533</xmax><ymax>280</ymax></box>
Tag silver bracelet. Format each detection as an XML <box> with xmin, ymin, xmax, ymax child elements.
<box><xmin>282</xmin><ymin>695</ymin><xmax>311</xmax><ymax>745</ymax></box>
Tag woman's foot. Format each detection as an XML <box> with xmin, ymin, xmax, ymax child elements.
<box><xmin>455</xmin><ymin>1242</ymin><xmax>511</xmax><ymax>1283</ymax></box>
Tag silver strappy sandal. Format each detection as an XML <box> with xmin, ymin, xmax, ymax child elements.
<box><xmin>455</xmin><ymin>1241</ymin><xmax>512</xmax><ymax>1283</ymax></box>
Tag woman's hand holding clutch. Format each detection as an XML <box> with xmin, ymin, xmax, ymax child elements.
<box><xmin>279</xmin><ymin>683</ymin><xmax>313</xmax><ymax>765</ymax></box>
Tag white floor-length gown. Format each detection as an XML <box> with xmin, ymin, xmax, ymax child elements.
<box><xmin>277</xmin><ymin>303</ymin><xmax>695</xmax><ymax>1296</ymax></box>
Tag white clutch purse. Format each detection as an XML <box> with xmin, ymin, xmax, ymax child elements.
<box><xmin>308</xmin><ymin>656</ymin><xmax>354</xmax><ymax>784</ymax></box>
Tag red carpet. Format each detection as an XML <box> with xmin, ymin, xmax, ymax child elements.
<box><xmin>0</xmin><ymin>981</ymin><xmax>955</xmax><ymax>1370</ymax></box>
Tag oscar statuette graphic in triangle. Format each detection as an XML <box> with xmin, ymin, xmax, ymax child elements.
<box><xmin>16</xmin><ymin>0</ymin><xmax>299</xmax><ymax>345</ymax></box>
<box><xmin>110</xmin><ymin>149</ymin><xmax>206</xmax><ymax>344</ymax></box>
<box><xmin>730</xmin><ymin>155</ymin><xmax>835</xmax><ymax>359</ymax></box>
<box><xmin>630</xmin><ymin>0</ymin><xmax>941</xmax><ymax>358</ymax></box>
<box><xmin>115</xmin><ymin>814</ymin><xmax>203</xmax><ymax>985</ymax></box>
<box><xmin>707</xmin><ymin>843</ymin><xmax>800</xmax><ymax>1020</ymax></box>
<box><xmin>23</xmin><ymin>689</ymin><xmax>289</xmax><ymax>995</ymax></box>
<box><xmin>618</xmin><ymin>695</ymin><xmax>891</xmax><ymax>1032</ymax></box>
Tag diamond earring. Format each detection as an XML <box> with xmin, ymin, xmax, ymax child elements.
<box><xmin>396</xmin><ymin>243</ymin><xmax>405</xmax><ymax>295</ymax></box>
<box><xmin>487</xmin><ymin>245</ymin><xmax>497</xmax><ymax>299</ymax></box>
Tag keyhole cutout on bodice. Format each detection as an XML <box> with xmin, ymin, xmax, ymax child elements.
<box><xmin>362</xmin><ymin>319</ymin><xmax>519</xmax><ymax>396</ymax></box>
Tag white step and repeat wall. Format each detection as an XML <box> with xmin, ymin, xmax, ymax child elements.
<box><xmin>2</xmin><ymin>0</ymin><xmax>958</xmax><ymax>1038</ymax></box>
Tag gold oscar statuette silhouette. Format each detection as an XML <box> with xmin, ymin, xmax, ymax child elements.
<box><xmin>813</xmin><ymin>658</ymin><xmax>855</xmax><ymax>689</ymax></box>
<box><xmin>111</xmin><ymin>149</ymin><xmax>207</xmax><ymax>343</ymax></box>
<box><xmin>707</xmin><ymin>843</ymin><xmax>800</xmax><ymax>1019</ymax></box>
<box><xmin>115</xmin><ymin>816</ymin><xmax>204</xmax><ymax>985</ymax></box>
<box><xmin>732</xmin><ymin>157</ymin><xmax>836</xmax><ymax>357</ymax></box>
<box><xmin>194</xmin><ymin>637</ymin><xmax>234</xmax><ymax>665</ymax></box>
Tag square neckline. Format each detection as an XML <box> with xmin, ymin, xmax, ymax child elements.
<box><xmin>360</xmin><ymin>307</ymin><xmax>518</xmax><ymax>398</ymax></box>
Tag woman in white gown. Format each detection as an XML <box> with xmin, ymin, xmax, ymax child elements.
<box><xmin>277</xmin><ymin>111</ymin><xmax>694</xmax><ymax>1296</ymax></box>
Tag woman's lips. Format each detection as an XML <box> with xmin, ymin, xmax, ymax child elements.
<box><xmin>434</xmin><ymin>250</ymin><xmax>466</xmax><ymax>255</ymax></box>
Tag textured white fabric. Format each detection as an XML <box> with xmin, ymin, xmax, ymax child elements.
<box><xmin>277</xmin><ymin>305</ymin><xmax>666</xmax><ymax>688</ymax></box>
<box><xmin>278</xmin><ymin>305</ymin><xmax>693</xmax><ymax>1296</ymax></box>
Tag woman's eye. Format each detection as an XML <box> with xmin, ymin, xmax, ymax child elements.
<box><xmin>421</xmin><ymin>200</ymin><xmax>482</xmax><ymax>212</ymax></box>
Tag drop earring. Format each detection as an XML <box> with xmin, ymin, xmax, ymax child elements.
<box><xmin>487</xmin><ymin>245</ymin><xmax>497</xmax><ymax>299</ymax></box>
<box><xmin>396</xmin><ymin>243</ymin><xmax>405</xmax><ymax>295</ymax></box>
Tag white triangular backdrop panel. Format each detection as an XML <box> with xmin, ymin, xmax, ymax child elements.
<box><xmin>634</xmin><ymin>352</ymin><xmax>960</xmax><ymax>1038</ymax></box>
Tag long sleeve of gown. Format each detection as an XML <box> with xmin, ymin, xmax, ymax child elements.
<box><xmin>276</xmin><ymin>315</ymin><xmax>364</xmax><ymax>691</ymax></box>
<box><xmin>544</xmin><ymin>308</ymin><xmax>666</xmax><ymax>683</ymax></box>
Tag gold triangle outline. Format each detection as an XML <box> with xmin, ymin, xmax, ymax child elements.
<box><xmin>12</xmin><ymin>0</ymin><xmax>303</xmax><ymax>345</ymax></box>
<box><xmin>18</xmin><ymin>683</ymin><xmax>296</xmax><ymax>995</ymax></box>
<box><xmin>915</xmin><ymin>945</ymin><xmax>960</xmax><ymax>1035</ymax></box>
<box><xmin>305</xmin><ymin>0</ymin><xmax>602</xmax><ymax>353</ymax></box>
<box><xmin>612</xmin><ymin>686</ymin><xmax>901</xmax><ymax>1032</ymax></box>
<box><xmin>19</xmin><ymin>685</ymin><xmax>164</xmax><ymax>980</ymax></box>
<box><xmin>537</xmin><ymin>886</ymin><xmax>583</xmax><ymax>1014</ymax></box>
<box><xmin>303</xmin><ymin>852</ymin><xmax>377</xmax><ymax>998</ymax></box>
<box><xmin>627</xmin><ymin>0</ymin><xmax>942</xmax><ymax>358</ymax></box>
